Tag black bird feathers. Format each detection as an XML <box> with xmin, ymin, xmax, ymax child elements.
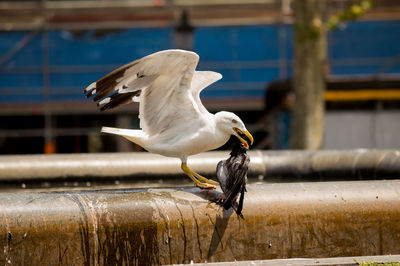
<box><xmin>216</xmin><ymin>139</ymin><xmax>249</xmax><ymax>218</ymax></box>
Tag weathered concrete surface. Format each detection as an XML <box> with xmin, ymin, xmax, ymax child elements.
<box><xmin>179</xmin><ymin>254</ymin><xmax>400</xmax><ymax>265</ymax></box>
<box><xmin>1</xmin><ymin>180</ymin><xmax>400</xmax><ymax>265</ymax></box>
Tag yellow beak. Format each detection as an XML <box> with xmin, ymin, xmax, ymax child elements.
<box><xmin>233</xmin><ymin>128</ymin><xmax>254</xmax><ymax>149</ymax></box>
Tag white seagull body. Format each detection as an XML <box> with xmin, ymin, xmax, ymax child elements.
<box><xmin>84</xmin><ymin>49</ymin><xmax>253</xmax><ymax>189</ymax></box>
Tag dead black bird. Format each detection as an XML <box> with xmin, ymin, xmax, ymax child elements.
<box><xmin>216</xmin><ymin>139</ymin><xmax>250</xmax><ymax>218</ymax></box>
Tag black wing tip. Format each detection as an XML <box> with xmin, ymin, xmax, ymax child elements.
<box><xmin>223</xmin><ymin>200</ymin><xmax>232</xmax><ymax>210</ymax></box>
<box><xmin>223</xmin><ymin>204</ymin><xmax>231</xmax><ymax>210</ymax></box>
<box><xmin>98</xmin><ymin>104</ymin><xmax>108</xmax><ymax>112</ymax></box>
<box><xmin>96</xmin><ymin>90</ymin><xmax>140</xmax><ymax>111</ymax></box>
<box><xmin>96</xmin><ymin>98</ymin><xmax>110</xmax><ymax>111</ymax></box>
<box><xmin>221</xmin><ymin>200</ymin><xmax>244</xmax><ymax>219</ymax></box>
<box><xmin>83</xmin><ymin>86</ymin><xmax>96</xmax><ymax>99</ymax></box>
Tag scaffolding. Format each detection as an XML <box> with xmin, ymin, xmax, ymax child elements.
<box><xmin>1</xmin><ymin>0</ymin><xmax>400</xmax><ymax>153</ymax></box>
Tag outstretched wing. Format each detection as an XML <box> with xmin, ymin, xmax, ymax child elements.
<box><xmin>190</xmin><ymin>71</ymin><xmax>222</xmax><ymax>114</ymax></box>
<box><xmin>84</xmin><ymin>49</ymin><xmax>201</xmax><ymax>136</ymax></box>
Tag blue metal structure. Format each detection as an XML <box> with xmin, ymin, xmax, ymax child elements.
<box><xmin>1</xmin><ymin>20</ymin><xmax>400</xmax><ymax>105</ymax></box>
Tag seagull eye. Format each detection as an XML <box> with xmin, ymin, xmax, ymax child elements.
<box><xmin>232</xmin><ymin>119</ymin><xmax>238</xmax><ymax>124</ymax></box>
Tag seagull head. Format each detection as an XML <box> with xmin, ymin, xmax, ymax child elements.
<box><xmin>215</xmin><ymin>111</ymin><xmax>254</xmax><ymax>149</ymax></box>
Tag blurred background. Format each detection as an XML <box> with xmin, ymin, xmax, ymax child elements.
<box><xmin>0</xmin><ymin>0</ymin><xmax>399</xmax><ymax>154</ymax></box>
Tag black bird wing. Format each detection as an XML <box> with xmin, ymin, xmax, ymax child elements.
<box><xmin>236</xmin><ymin>179</ymin><xmax>247</xmax><ymax>216</ymax></box>
<box><xmin>216</xmin><ymin>160</ymin><xmax>228</xmax><ymax>193</ymax></box>
<box><xmin>223</xmin><ymin>154</ymin><xmax>249</xmax><ymax>210</ymax></box>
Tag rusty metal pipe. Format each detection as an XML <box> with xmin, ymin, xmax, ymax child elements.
<box><xmin>1</xmin><ymin>180</ymin><xmax>400</xmax><ymax>265</ymax></box>
<box><xmin>0</xmin><ymin>150</ymin><xmax>399</xmax><ymax>183</ymax></box>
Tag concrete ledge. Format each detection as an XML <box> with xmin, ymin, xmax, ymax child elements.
<box><xmin>1</xmin><ymin>180</ymin><xmax>400</xmax><ymax>265</ymax></box>
<box><xmin>180</xmin><ymin>255</ymin><xmax>400</xmax><ymax>265</ymax></box>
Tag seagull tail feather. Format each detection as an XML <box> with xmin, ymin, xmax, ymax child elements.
<box><xmin>101</xmin><ymin>127</ymin><xmax>146</xmax><ymax>147</ymax></box>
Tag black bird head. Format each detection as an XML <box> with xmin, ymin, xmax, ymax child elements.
<box><xmin>230</xmin><ymin>138</ymin><xmax>247</xmax><ymax>157</ymax></box>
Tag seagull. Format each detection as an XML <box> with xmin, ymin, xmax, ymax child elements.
<box><xmin>84</xmin><ymin>49</ymin><xmax>253</xmax><ymax>189</ymax></box>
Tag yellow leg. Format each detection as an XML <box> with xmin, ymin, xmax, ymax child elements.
<box><xmin>181</xmin><ymin>162</ymin><xmax>216</xmax><ymax>189</ymax></box>
<box><xmin>191</xmin><ymin>170</ymin><xmax>219</xmax><ymax>186</ymax></box>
